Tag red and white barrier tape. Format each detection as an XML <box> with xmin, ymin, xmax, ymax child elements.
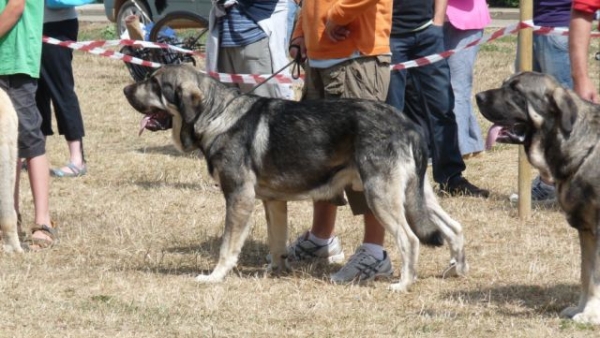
<box><xmin>45</xmin><ymin>21</ymin><xmax>599</xmax><ymax>84</ymax></box>
<box><xmin>76</xmin><ymin>38</ymin><xmax>206</xmax><ymax>57</ymax></box>
<box><xmin>42</xmin><ymin>36</ymin><xmax>162</xmax><ymax>68</ymax></box>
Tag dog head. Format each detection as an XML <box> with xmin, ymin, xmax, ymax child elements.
<box><xmin>476</xmin><ymin>72</ymin><xmax>579</xmax><ymax>146</ymax></box>
<box><xmin>476</xmin><ymin>71</ymin><xmax>585</xmax><ymax>178</ymax></box>
<box><xmin>123</xmin><ymin>64</ymin><xmax>225</xmax><ymax>152</ymax></box>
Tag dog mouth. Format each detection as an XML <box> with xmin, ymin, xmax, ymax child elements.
<box><xmin>492</xmin><ymin>122</ymin><xmax>528</xmax><ymax>144</ymax></box>
<box><xmin>139</xmin><ymin>110</ymin><xmax>173</xmax><ymax>136</ymax></box>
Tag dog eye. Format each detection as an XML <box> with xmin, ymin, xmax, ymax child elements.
<box><xmin>508</xmin><ymin>81</ymin><xmax>521</xmax><ymax>92</ymax></box>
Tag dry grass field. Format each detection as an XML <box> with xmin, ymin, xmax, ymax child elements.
<box><xmin>1</xmin><ymin>22</ymin><xmax>600</xmax><ymax>337</ymax></box>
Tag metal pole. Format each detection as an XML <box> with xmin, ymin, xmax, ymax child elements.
<box><xmin>517</xmin><ymin>0</ymin><xmax>533</xmax><ymax>218</ymax></box>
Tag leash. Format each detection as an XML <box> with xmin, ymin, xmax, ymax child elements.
<box><xmin>245</xmin><ymin>44</ymin><xmax>304</xmax><ymax>95</ymax></box>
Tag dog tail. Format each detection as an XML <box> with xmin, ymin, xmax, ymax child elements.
<box><xmin>404</xmin><ymin>173</ymin><xmax>444</xmax><ymax>247</ymax></box>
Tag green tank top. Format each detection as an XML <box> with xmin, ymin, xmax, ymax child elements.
<box><xmin>0</xmin><ymin>0</ymin><xmax>44</xmax><ymax>78</ymax></box>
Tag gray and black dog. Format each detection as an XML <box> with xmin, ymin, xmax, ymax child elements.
<box><xmin>476</xmin><ymin>71</ymin><xmax>600</xmax><ymax>324</ymax></box>
<box><xmin>124</xmin><ymin>64</ymin><xmax>467</xmax><ymax>291</ymax></box>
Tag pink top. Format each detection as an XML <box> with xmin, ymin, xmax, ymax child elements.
<box><xmin>446</xmin><ymin>0</ymin><xmax>491</xmax><ymax>30</ymax></box>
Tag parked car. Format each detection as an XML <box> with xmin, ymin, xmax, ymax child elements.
<box><xmin>103</xmin><ymin>0</ymin><xmax>212</xmax><ymax>37</ymax></box>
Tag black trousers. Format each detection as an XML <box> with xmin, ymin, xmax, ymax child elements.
<box><xmin>36</xmin><ymin>19</ymin><xmax>85</xmax><ymax>141</ymax></box>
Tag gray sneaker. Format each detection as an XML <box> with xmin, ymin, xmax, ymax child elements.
<box><xmin>287</xmin><ymin>231</ymin><xmax>345</xmax><ymax>264</ymax></box>
<box><xmin>330</xmin><ymin>246</ymin><xmax>393</xmax><ymax>284</ymax></box>
<box><xmin>509</xmin><ymin>175</ymin><xmax>556</xmax><ymax>205</ymax></box>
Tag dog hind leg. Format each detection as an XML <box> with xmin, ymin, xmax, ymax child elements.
<box><xmin>423</xmin><ymin>178</ymin><xmax>468</xmax><ymax>277</ymax></box>
<box><xmin>364</xmin><ymin>176</ymin><xmax>419</xmax><ymax>292</ymax></box>
<box><xmin>196</xmin><ymin>184</ymin><xmax>256</xmax><ymax>283</ymax></box>
<box><xmin>263</xmin><ymin>200</ymin><xmax>290</xmax><ymax>274</ymax></box>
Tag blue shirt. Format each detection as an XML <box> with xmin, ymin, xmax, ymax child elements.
<box><xmin>534</xmin><ymin>0</ymin><xmax>572</xmax><ymax>27</ymax></box>
<box><xmin>219</xmin><ymin>5</ymin><xmax>267</xmax><ymax>47</ymax></box>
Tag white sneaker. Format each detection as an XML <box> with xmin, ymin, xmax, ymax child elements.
<box><xmin>287</xmin><ymin>231</ymin><xmax>345</xmax><ymax>264</ymax></box>
<box><xmin>509</xmin><ymin>176</ymin><xmax>556</xmax><ymax>205</ymax></box>
<box><xmin>330</xmin><ymin>246</ymin><xmax>393</xmax><ymax>284</ymax></box>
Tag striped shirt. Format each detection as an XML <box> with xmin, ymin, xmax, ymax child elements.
<box><xmin>219</xmin><ymin>5</ymin><xmax>267</xmax><ymax>47</ymax></box>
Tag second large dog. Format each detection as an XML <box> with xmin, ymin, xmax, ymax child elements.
<box><xmin>476</xmin><ymin>71</ymin><xmax>600</xmax><ymax>324</ymax></box>
<box><xmin>0</xmin><ymin>87</ymin><xmax>23</xmax><ymax>253</ymax></box>
<box><xmin>123</xmin><ymin>64</ymin><xmax>467</xmax><ymax>291</ymax></box>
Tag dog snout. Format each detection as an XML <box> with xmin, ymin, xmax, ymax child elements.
<box><xmin>123</xmin><ymin>84</ymin><xmax>135</xmax><ymax>97</ymax></box>
<box><xmin>475</xmin><ymin>92</ymin><xmax>488</xmax><ymax>108</ymax></box>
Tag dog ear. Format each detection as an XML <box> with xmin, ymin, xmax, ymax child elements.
<box><xmin>550</xmin><ymin>87</ymin><xmax>578</xmax><ymax>134</ymax></box>
<box><xmin>177</xmin><ymin>82</ymin><xmax>203</xmax><ymax>124</ymax></box>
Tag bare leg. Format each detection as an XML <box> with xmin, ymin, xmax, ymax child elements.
<box><xmin>53</xmin><ymin>139</ymin><xmax>85</xmax><ymax>174</ymax></box>
<box><xmin>27</xmin><ymin>154</ymin><xmax>53</xmax><ymax>244</ymax></box>
<box><xmin>310</xmin><ymin>201</ymin><xmax>337</xmax><ymax>239</ymax></box>
<box><xmin>363</xmin><ymin>211</ymin><xmax>385</xmax><ymax>245</ymax></box>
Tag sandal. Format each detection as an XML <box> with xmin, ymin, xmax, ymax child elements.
<box><xmin>50</xmin><ymin>162</ymin><xmax>87</xmax><ymax>178</ymax></box>
<box><xmin>26</xmin><ymin>223</ymin><xmax>59</xmax><ymax>251</ymax></box>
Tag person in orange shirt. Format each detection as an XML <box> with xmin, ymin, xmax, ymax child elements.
<box><xmin>570</xmin><ymin>0</ymin><xmax>600</xmax><ymax>102</ymax></box>
<box><xmin>288</xmin><ymin>0</ymin><xmax>395</xmax><ymax>284</ymax></box>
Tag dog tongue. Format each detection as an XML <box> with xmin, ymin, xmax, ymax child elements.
<box><xmin>139</xmin><ymin>116</ymin><xmax>151</xmax><ymax>136</ymax></box>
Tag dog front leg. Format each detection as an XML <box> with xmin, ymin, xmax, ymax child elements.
<box><xmin>0</xmin><ymin>209</ymin><xmax>22</xmax><ymax>254</ymax></box>
<box><xmin>196</xmin><ymin>187</ymin><xmax>255</xmax><ymax>283</ymax></box>
<box><xmin>570</xmin><ymin>229</ymin><xmax>600</xmax><ymax>324</ymax></box>
<box><xmin>264</xmin><ymin>200</ymin><xmax>289</xmax><ymax>274</ymax></box>
<box><xmin>561</xmin><ymin>230</ymin><xmax>593</xmax><ymax>319</ymax></box>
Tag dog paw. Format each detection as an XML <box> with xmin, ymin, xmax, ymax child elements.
<box><xmin>195</xmin><ymin>274</ymin><xmax>224</xmax><ymax>283</ymax></box>
<box><xmin>441</xmin><ymin>259</ymin><xmax>469</xmax><ymax>278</ymax></box>
<box><xmin>388</xmin><ymin>281</ymin><xmax>411</xmax><ymax>293</ymax></box>
<box><xmin>572</xmin><ymin>310</ymin><xmax>600</xmax><ymax>325</ymax></box>
<box><xmin>266</xmin><ymin>262</ymin><xmax>290</xmax><ymax>275</ymax></box>
<box><xmin>560</xmin><ymin>306</ymin><xmax>582</xmax><ymax>319</ymax></box>
<box><xmin>3</xmin><ymin>243</ymin><xmax>24</xmax><ymax>254</ymax></box>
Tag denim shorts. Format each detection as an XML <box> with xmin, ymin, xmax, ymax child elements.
<box><xmin>0</xmin><ymin>74</ymin><xmax>46</xmax><ymax>159</ymax></box>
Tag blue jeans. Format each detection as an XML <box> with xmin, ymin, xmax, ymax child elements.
<box><xmin>534</xmin><ymin>33</ymin><xmax>573</xmax><ymax>89</ymax></box>
<box><xmin>516</xmin><ymin>31</ymin><xmax>572</xmax><ymax>89</ymax></box>
<box><xmin>443</xmin><ymin>23</ymin><xmax>484</xmax><ymax>155</ymax></box>
<box><xmin>386</xmin><ymin>24</ymin><xmax>465</xmax><ymax>185</ymax></box>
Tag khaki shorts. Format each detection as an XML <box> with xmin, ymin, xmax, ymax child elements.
<box><xmin>303</xmin><ymin>55</ymin><xmax>391</xmax><ymax>101</ymax></box>
<box><xmin>302</xmin><ymin>55</ymin><xmax>391</xmax><ymax>214</ymax></box>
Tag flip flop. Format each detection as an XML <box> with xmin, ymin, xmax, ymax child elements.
<box><xmin>50</xmin><ymin>162</ymin><xmax>87</xmax><ymax>178</ymax></box>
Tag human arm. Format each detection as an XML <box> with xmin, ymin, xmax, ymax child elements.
<box><xmin>325</xmin><ymin>0</ymin><xmax>382</xmax><ymax>42</ymax></box>
<box><xmin>0</xmin><ymin>0</ymin><xmax>25</xmax><ymax>38</ymax></box>
<box><xmin>569</xmin><ymin>8</ymin><xmax>599</xmax><ymax>102</ymax></box>
<box><xmin>433</xmin><ymin>0</ymin><xmax>448</xmax><ymax>26</ymax></box>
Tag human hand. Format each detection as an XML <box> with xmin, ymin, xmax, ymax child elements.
<box><xmin>124</xmin><ymin>14</ymin><xmax>139</xmax><ymax>24</ymax></box>
<box><xmin>289</xmin><ymin>37</ymin><xmax>307</xmax><ymax>62</ymax></box>
<box><xmin>325</xmin><ymin>19</ymin><xmax>349</xmax><ymax>42</ymax></box>
<box><xmin>574</xmin><ymin>77</ymin><xmax>600</xmax><ymax>103</ymax></box>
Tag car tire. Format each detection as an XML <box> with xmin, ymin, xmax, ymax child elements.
<box><xmin>116</xmin><ymin>0</ymin><xmax>152</xmax><ymax>38</ymax></box>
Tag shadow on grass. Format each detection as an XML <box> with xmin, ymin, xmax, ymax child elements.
<box><xmin>444</xmin><ymin>283</ymin><xmax>579</xmax><ymax>318</ymax></box>
<box><xmin>132</xmin><ymin>180</ymin><xmax>205</xmax><ymax>191</ymax></box>
<box><xmin>135</xmin><ymin>144</ymin><xmax>203</xmax><ymax>158</ymax></box>
<box><xmin>133</xmin><ymin>235</ymin><xmax>338</xmax><ymax>281</ymax></box>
